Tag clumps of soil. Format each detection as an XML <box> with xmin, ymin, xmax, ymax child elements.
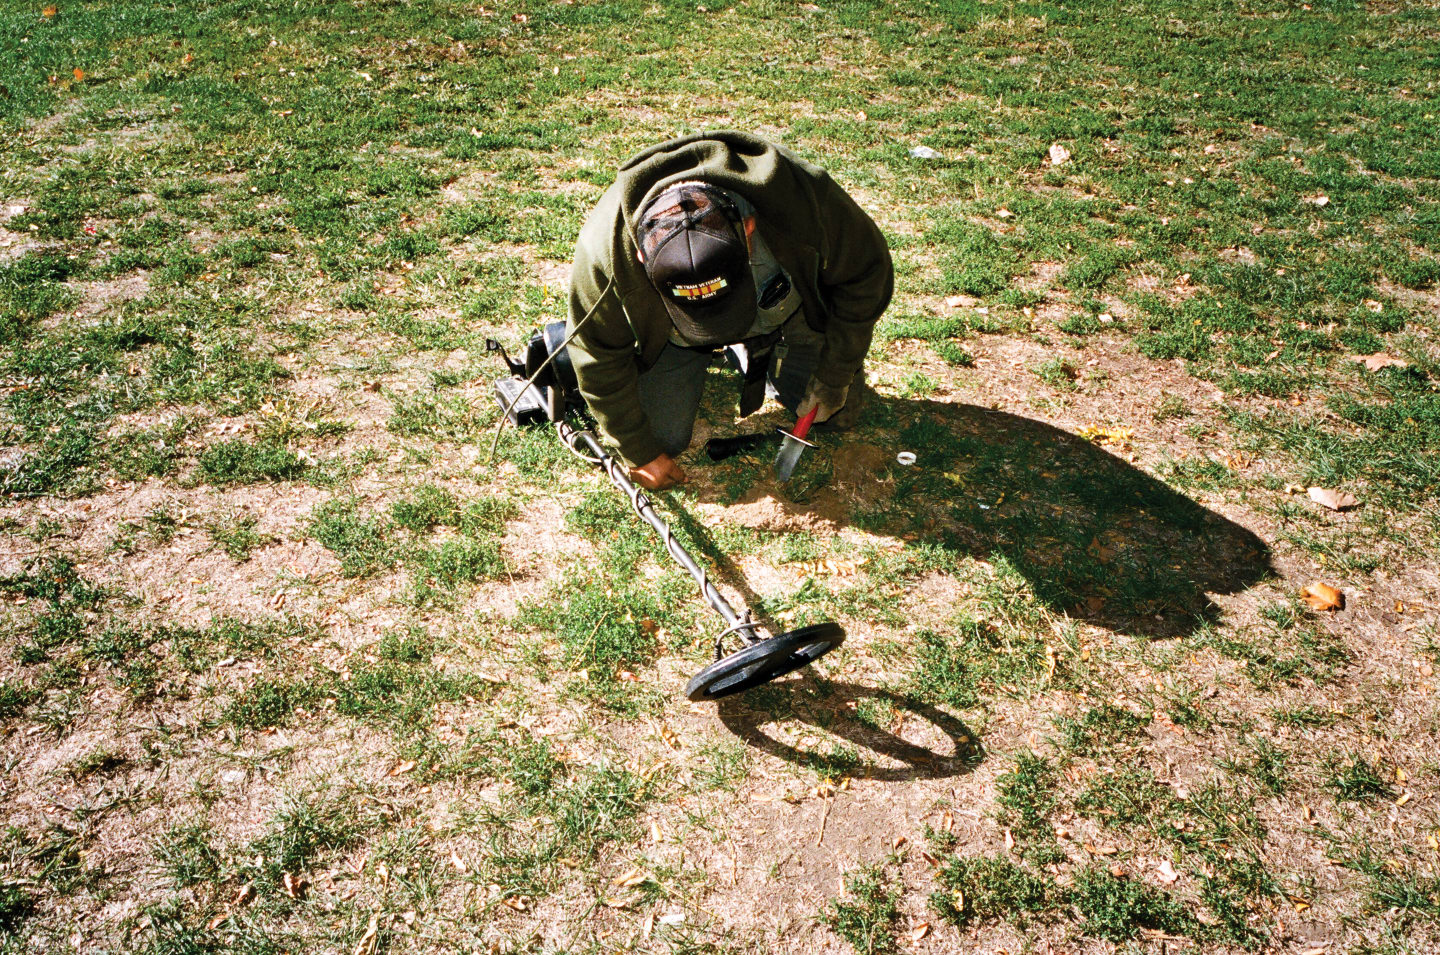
<box><xmin>723</xmin><ymin>443</ymin><xmax>896</xmax><ymax>532</ymax></box>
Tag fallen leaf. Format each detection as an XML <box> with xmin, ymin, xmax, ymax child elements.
<box><xmin>1048</xmin><ymin>143</ymin><xmax>1072</xmax><ymax>166</ymax></box>
<box><xmin>1004</xmin><ymin>828</ymin><xmax>1015</xmax><ymax>853</ymax></box>
<box><xmin>1084</xmin><ymin>843</ymin><xmax>1118</xmax><ymax>856</ymax></box>
<box><xmin>996</xmin><ymin>208</ymin><xmax>1013</xmax><ymax>218</ymax></box>
<box><xmin>613</xmin><ymin>867</ymin><xmax>646</xmax><ymax>888</ymax></box>
<box><xmin>389</xmin><ymin>760</ymin><xmax>415</xmax><ymax>776</ymax></box>
<box><xmin>1109</xmin><ymin>863</ymin><xmax>1126</xmax><ymax>878</ymax></box>
<box><xmin>355</xmin><ymin>915</ymin><xmax>379</xmax><ymax>955</ymax></box>
<box><xmin>1076</xmin><ymin>424</ymin><xmax>1134</xmax><ymax>447</ymax></box>
<box><xmin>1302</xmin><ymin>583</ymin><xmax>1344</xmax><ymax>612</ymax></box>
<box><xmin>1303</xmin><ymin>195</ymin><xmax>1330</xmax><ymax>207</ymax></box>
<box><xmin>1155</xmin><ymin>859</ymin><xmax>1179</xmax><ymax>884</ymax></box>
<box><xmin>1351</xmin><ymin>352</ymin><xmax>1408</xmax><ymax>372</ymax></box>
<box><xmin>1396</xmin><ymin>792</ymin><xmax>1412</xmax><ymax>807</ymax></box>
<box><xmin>910</xmin><ymin>922</ymin><xmax>931</xmax><ymax>941</ymax></box>
<box><xmin>42</xmin><ymin>5</ymin><xmax>57</xmax><ymax>17</ymax></box>
<box><xmin>1307</xmin><ymin>487</ymin><xmax>1358</xmax><ymax>511</ymax></box>
<box><xmin>604</xmin><ymin>891</ymin><xmax>643</xmax><ymax>909</ymax></box>
<box><xmin>799</xmin><ymin>2</ymin><xmax>822</xmax><ymax>9</ymax></box>
<box><xmin>73</xmin><ymin>67</ymin><xmax>85</xmax><ymax>81</ymax></box>
<box><xmin>282</xmin><ymin>872</ymin><xmax>308</xmax><ymax>899</ymax></box>
<box><xmin>231</xmin><ymin>883</ymin><xmax>255</xmax><ymax>908</ymax></box>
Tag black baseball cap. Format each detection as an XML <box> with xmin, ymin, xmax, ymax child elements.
<box><xmin>635</xmin><ymin>182</ymin><xmax>756</xmax><ymax>347</ymax></box>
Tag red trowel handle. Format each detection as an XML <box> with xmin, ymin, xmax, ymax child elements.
<box><xmin>790</xmin><ymin>406</ymin><xmax>819</xmax><ymax>441</ymax></box>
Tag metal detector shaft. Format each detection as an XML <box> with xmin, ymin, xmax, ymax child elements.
<box><xmin>555</xmin><ymin>420</ymin><xmax>763</xmax><ymax>652</ymax></box>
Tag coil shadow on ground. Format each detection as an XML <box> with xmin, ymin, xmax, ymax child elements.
<box><xmin>715</xmin><ymin>678</ymin><xmax>983</xmax><ymax>782</ymax></box>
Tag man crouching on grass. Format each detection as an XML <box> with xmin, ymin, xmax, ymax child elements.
<box><xmin>565</xmin><ymin>131</ymin><xmax>894</xmax><ymax>490</ymax></box>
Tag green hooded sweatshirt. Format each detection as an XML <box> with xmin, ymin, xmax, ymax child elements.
<box><xmin>567</xmin><ymin>131</ymin><xmax>894</xmax><ymax>467</ymax></box>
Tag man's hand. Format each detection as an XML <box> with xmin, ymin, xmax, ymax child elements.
<box><xmin>797</xmin><ymin>376</ymin><xmax>851</xmax><ymax>424</ymax></box>
<box><xmin>630</xmin><ymin>453</ymin><xmax>687</xmax><ymax>491</ymax></box>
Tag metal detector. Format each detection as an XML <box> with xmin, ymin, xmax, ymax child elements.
<box><xmin>487</xmin><ymin>322</ymin><xmax>845</xmax><ymax>702</ymax></box>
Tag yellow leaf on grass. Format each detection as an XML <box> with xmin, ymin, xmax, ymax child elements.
<box><xmin>910</xmin><ymin>922</ymin><xmax>931</xmax><ymax>941</ymax></box>
<box><xmin>73</xmin><ymin>67</ymin><xmax>85</xmax><ymax>81</ymax></box>
<box><xmin>613</xmin><ymin>867</ymin><xmax>646</xmax><ymax>888</ymax></box>
<box><xmin>1076</xmin><ymin>424</ymin><xmax>1133</xmax><ymax>447</ymax></box>
<box><xmin>604</xmin><ymin>891</ymin><xmax>643</xmax><ymax>909</ymax></box>
<box><xmin>1307</xmin><ymin>487</ymin><xmax>1358</xmax><ymax>511</ymax></box>
<box><xmin>42</xmin><ymin>5</ymin><xmax>57</xmax><ymax>17</ymax></box>
<box><xmin>1302</xmin><ymin>583</ymin><xmax>1344</xmax><ymax>612</ymax></box>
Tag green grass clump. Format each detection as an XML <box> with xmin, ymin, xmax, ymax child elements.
<box><xmin>0</xmin><ymin>880</ymin><xmax>34</xmax><ymax>933</ymax></box>
<box><xmin>0</xmin><ymin>249</ymin><xmax>78</xmax><ymax>330</ymax></box>
<box><xmin>1073</xmin><ymin>867</ymin><xmax>1195</xmax><ymax>941</ymax></box>
<box><xmin>908</xmin><ymin>614</ymin><xmax>1053</xmax><ymax>709</ymax></box>
<box><xmin>242</xmin><ymin>790</ymin><xmax>371</xmax><ymax>894</ymax></box>
<box><xmin>225</xmin><ymin>677</ymin><xmax>323</xmax><ymax>729</ymax></box>
<box><xmin>206</xmin><ymin>512</ymin><xmax>273</xmax><ymax>561</ymax></box>
<box><xmin>995</xmin><ymin>754</ymin><xmax>1061</xmax><ymax>856</ymax></box>
<box><xmin>411</xmin><ymin>537</ymin><xmax>504</xmax><ymax>605</ymax></box>
<box><xmin>1076</xmin><ymin>765</ymin><xmax>1178</xmax><ymax>830</ymax></box>
<box><xmin>931</xmin><ymin>855</ymin><xmax>1064</xmax><ymax>927</ymax></box>
<box><xmin>0</xmin><ymin>681</ymin><xmax>40</xmax><ymax>720</ymax></box>
<box><xmin>1054</xmin><ymin>704</ymin><xmax>1149</xmax><ymax>756</ymax></box>
<box><xmin>1</xmin><ymin>556</ymin><xmax>107</xmax><ymax>657</ymax></box>
<box><xmin>198</xmin><ymin>439</ymin><xmax>307</xmax><ymax>485</ymax></box>
<box><xmin>1326</xmin><ymin>754</ymin><xmax>1394</xmax><ymax>803</ymax></box>
<box><xmin>332</xmin><ymin>656</ymin><xmax>486</xmax><ymax>726</ymax></box>
<box><xmin>309</xmin><ymin>498</ymin><xmax>403</xmax><ymax>578</ymax></box>
<box><xmin>169</xmin><ymin>617</ymin><xmax>302</xmax><ymax>672</ymax></box>
<box><xmin>152</xmin><ymin>823</ymin><xmax>222</xmax><ymax>889</ymax></box>
<box><xmin>390</xmin><ymin>483</ymin><xmax>465</xmax><ymax>532</ymax></box>
<box><xmin>820</xmin><ymin>865</ymin><xmax>901</xmax><ymax>955</ymax></box>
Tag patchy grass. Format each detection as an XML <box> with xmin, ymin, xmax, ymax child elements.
<box><xmin>2</xmin><ymin>0</ymin><xmax>1439</xmax><ymax>951</ymax></box>
<box><xmin>820</xmin><ymin>865</ymin><xmax>902</xmax><ymax>955</ymax></box>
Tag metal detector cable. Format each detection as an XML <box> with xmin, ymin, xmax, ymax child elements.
<box><xmin>555</xmin><ymin>420</ymin><xmax>765</xmax><ymax>654</ymax></box>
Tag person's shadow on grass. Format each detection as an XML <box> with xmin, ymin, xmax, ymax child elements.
<box><xmin>685</xmin><ymin>395</ymin><xmax>1273</xmax><ymax>640</ymax></box>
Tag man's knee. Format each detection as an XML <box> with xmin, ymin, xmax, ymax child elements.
<box><xmin>653</xmin><ymin>420</ymin><xmax>695</xmax><ymax>458</ymax></box>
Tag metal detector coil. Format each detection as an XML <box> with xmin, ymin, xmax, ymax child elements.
<box><xmin>487</xmin><ymin>323</ymin><xmax>845</xmax><ymax>702</ymax></box>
